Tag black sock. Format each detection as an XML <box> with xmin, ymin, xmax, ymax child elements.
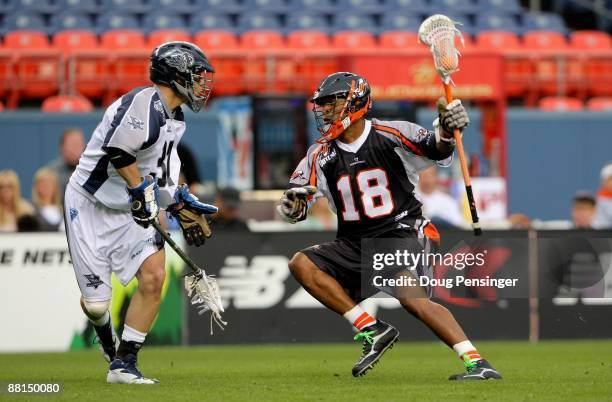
<box><xmin>117</xmin><ymin>340</ymin><xmax>142</xmax><ymax>359</ymax></box>
<box><xmin>93</xmin><ymin>320</ymin><xmax>115</xmax><ymax>351</ymax></box>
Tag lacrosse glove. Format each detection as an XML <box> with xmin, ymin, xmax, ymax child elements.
<box><xmin>276</xmin><ymin>185</ymin><xmax>318</xmax><ymax>224</ymax></box>
<box><xmin>435</xmin><ymin>97</ymin><xmax>470</xmax><ymax>144</ymax></box>
<box><xmin>128</xmin><ymin>175</ymin><xmax>160</xmax><ymax>228</ymax></box>
<box><xmin>167</xmin><ymin>184</ymin><xmax>218</xmax><ymax>246</ymax></box>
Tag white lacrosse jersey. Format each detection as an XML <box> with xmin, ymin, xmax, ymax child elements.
<box><xmin>70</xmin><ymin>86</ymin><xmax>185</xmax><ymax>211</ymax></box>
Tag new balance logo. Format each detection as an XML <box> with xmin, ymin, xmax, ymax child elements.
<box><xmin>218</xmin><ymin>255</ymin><xmax>289</xmax><ymax>309</ymax></box>
<box><xmin>70</xmin><ymin>208</ymin><xmax>78</xmax><ymax>222</ymax></box>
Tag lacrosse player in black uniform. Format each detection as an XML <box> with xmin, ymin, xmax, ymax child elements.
<box><xmin>278</xmin><ymin>72</ymin><xmax>501</xmax><ymax>380</ymax></box>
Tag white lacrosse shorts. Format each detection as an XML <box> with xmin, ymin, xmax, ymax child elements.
<box><xmin>64</xmin><ymin>183</ymin><xmax>164</xmax><ymax>301</ymax></box>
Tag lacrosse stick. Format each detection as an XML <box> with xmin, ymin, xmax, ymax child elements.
<box><xmin>418</xmin><ymin>14</ymin><xmax>482</xmax><ymax>236</ymax></box>
<box><xmin>151</xmin><ymin>220</ymin><xmax>227</xmax><ymax>334</ymax></box>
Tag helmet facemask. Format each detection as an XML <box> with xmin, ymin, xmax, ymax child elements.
<box><xmin>312</xmin><ymin>79</ymin><xmax>370</xmax><ymax>144</ymax></box>
<box><xmin>173</xmin><ymin>66</ymin><xmax>214</xmax><ymax>113</ymax></box>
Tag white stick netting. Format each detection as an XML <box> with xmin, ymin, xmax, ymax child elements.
<box><xmin>418</xmin><ymin>14</ymin><xmax>464</xmax><ymax>84</ymax></box>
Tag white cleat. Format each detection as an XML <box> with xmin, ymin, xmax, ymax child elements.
<box><xmin>107</xmin><ymin>355</ymin><xmax>159</xmax><ymax>385</ymax></box>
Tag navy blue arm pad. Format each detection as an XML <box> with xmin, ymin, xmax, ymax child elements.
<box><xmin>104</xmin><ymin>146</ymin><xmax>137</xmax><ymax>169</ymax></box>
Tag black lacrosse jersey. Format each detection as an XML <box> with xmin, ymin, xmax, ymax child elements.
<box><xmin>289</xmin><ymin>119</ymin><xmax>454</xmax><ymax>240</ymax></box>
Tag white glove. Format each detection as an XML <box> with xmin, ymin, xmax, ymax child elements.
<box><xmin>276</xmin><ymin>186</ymin><xmax>318</xmax><ymax>223</ymax></box>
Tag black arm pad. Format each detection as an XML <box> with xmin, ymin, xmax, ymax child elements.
<box><xmin>104</xmin><ymin>146</ymin><xmax>136</xmax><ymax>169</ymax></box>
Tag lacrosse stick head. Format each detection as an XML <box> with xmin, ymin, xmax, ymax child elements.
<box><xmin>418</xmin><ymin>14</ymin><xmax>464</xmax><ymax>84</ymax></box>
<box><xmin>185</xmin><ymin>267</ymin><xmax>227</xmax><ymax>334</ymax></box>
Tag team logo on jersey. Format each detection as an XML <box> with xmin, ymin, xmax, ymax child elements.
<box><xmin>127</xmin><ymin>115</ymin><xmax>144</xmax><ymax>130</ymax></box>
<box><xmin>84</xmin><ymin>274</ymin><xmax>104</xmax><ymax>289</ymax></box>
<box><xmin>290</xmin><ymin>170</ymin><xmax>306</xmax><ymax>182</ymax></box>
<box><xmin>69</xmin><ymin>208</ymin><xmax>78</xmax><ymax>222</ymax></box>
<box><xmin>349</xmin><ymin>156</ymin><xmax>365</xmax><ymax>167</ymax></box>
<box><xmin>319</xmin><ymin>149</ymin><xmax>337</xmax><ymax>168</ymax></box>
<box><xmin>154</xmin><ymin>99</ymin><xmax>164</xmax><ymax>114</ymax></box>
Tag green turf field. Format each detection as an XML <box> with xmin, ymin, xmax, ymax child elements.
<box><xmin>1</xmin><ymin>340</ymin><xmax>611</xmax><ymax>401</ymax></box>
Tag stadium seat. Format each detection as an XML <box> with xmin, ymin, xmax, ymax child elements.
<box><xmin>285</xmin><ymin>13</ymin><xmax>330</xmax><ymax>34</ymax></box>
<box><xmin>237</xmin><ymin>12</ymin><xmax>282</xmax><ymax>33</ymax></box>
<box><xmin>101</xmin><ymin>30</ymin><xmax>148</xmax><ymax>100</ymax></box>
<box><xmin>478</xmin><ymin>0</ymin><xmax>521</xmax><ymax>13</ymax></box>
<box><xmin>288</xmin><ymin>0</ymin><xmax>336</xmax><ymax>13</ymax></box>
<box><xmin>142</xmin><ymin>13</ymin><xmax>186</xmax><ymax>33</ymax></box>
<box><xmin>332</xmin><ymin>31</ymin><xmax>377</xmax><ymax>50</ymax></box>
<box><xmin>100</xmin><ymin>0</ymin><xmax>150</xmax><ymax>13</ymax></box>
<box><xmin>2</xmin><ymin>13</ymin><xmax>47</xmax><ymax>33</ymax></box>
<box><xmin>194</xmin><ymin>0</ymin><xmax>243</xmax><ymax>13</ymax></box>
<box><xmin>382</xmin><ymin>0</ymin><xmax>430</xmax><ymax>13</ymax></box>
<box><xmin>586</xmin><ymin>97</ymin><xmax>612</xmax><ymax>111</ymax></box>
<box><xmin>150</xmin><ymin>0</ymin><xmax>195</xmax><ymax>13</ymax></box>
<box><xmin>429</xmin><ymin>0</ymin><xmax>477</xmax><ymax>14</ymax></box>
<box><xmin>378</xmin><ymin>31</ymin><xmax>420</xmax><ymax>49</ymax></box>
<box><xmin>49</xmin><ymin>13</ymin><xmax>94</xmax><ymax>34</ymax></box>
<box><xmin>287</xmin><ymin>30</ymin><xmax>330</xmax><ymax>48</ymax></box>
<box><xmin>286</xmin><ymin>30</ymin><xmax>337</xmax><ymax>92</ymax></box>
<box><xmin>474</xmin><ymin>13</ymin><xmax>521</xmax><ymax>34</ymax></box>
<box><xmin>570</xmin><ymin>31</ymin><xmax>611</xmax><ymax>49</ymax></box>
<box><xmin>0</xmin><ymin>101</ymin><xmax>4</xmax><ymax>112</ymax></box>
<box><xmin>52</xmin><ymin>29</ymin><xmax>98</xmax><ymax>54</ymax></box>
<box><xmin>2</xmin><ymin>30</ymin><xmax>61</xmax><ymax>107</ymax></box>
<box><xmin>331</xmin><ymin>13</ymin><xmax>376</xmax><ymax>33</ymax></box>
<box><xmin>240</xmin><ymin>30</ymin><xmax>285</xmax><ymax>49</ymax></box>
<box><xmin>243</xmin><ymin>0</ymin><xmax>289</xmax><ymax>12</ymax></box>
<box><xmin>522</xmin><ymin>31</ymin><xmax>569</xmax><ymax>99</ymax></box>
<box><xmin>42</xmin><ymin>95</ymin><xmax>94</xmax><ymax>112</ymax></box>
<box><xmin>523</xmin><ymin>30</ymin><xmax>567</xmax><ymax>49</ymax></box>
<box><xmin>379</xmin><ymin>15</ymin><xmax>421</xmax><ymax>34</ymax></box>
<box><xmin>194</xmin><ymin>30</ymin><xmax>243</xmax><ymax>95</ymax></box>
<box><xmin>476</xmin><ymin>31</ymin><xmax>528</xmax><ymax>98</ymax></box>
<box><xmin>538</xmin><ymin>96</ymin><xmax>583</xmax><ymax>111</ymax></box>
<box><xmin>147</xmin><ymin>29</ymin><xmax>191</xmax><ymax>47</ymax></box>
<box><xmin>100</xmin><ymin>29</ymin><xmax>146</xmax><ymax>49</ymax></box>
<box><xmin>96</xmin><ymin>13</ymin><xmax>140</xmax><ymax>34</ymax></box>
<box><xmin>189</xmin><ymin>12</ymin><xmax>235</xmax><ymax>33</ymax></box>
<box><xmin>56</xmin><ymin>0</ymin><xmax>99</xmax><ymax>13</ymax></box>
<box><xmin>335</xmin><ymin>0</ymin><xmax>383</xmax><ymax>14</ymax></box>
<box><xmin>54</xmin><ymin>30</ymin><xmax>107</xmax><ymax>100</ymax></box>
<box><xmin>7</xmin><ymin>0</ymin><xmax>56</xmax><ymax>12</ymax></box>
<box><xmin>521</xmin><ymin>12</ymin><xmax>568</xmax><ymax>34</ymax></box>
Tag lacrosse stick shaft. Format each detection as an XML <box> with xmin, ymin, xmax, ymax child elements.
<box><xmin>152</xmin><ymin>220</ymin><xmax>202</xmax><ymax>274</ymax></box>
<box><xmin>444</xmin><ymin>83</ymin><xmax>482</xmax><ymax>236</ymax></box>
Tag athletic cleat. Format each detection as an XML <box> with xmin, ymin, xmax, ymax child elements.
<box><xmin>448</xmin><ymin>359</ymin><xmax>502</xmax><ymax>381</ymax></box>
<box><xmin>107</xmin><ymin>354</ymin><xmax>159</xmax><ymax>384</ymax></box>
<box><xmin>351</xmin><ymin>320</ymin><xmax>399</xmax><ymax>377</ymax></box>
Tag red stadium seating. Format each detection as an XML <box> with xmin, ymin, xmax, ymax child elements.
<box><xmin>378</xmin><ymin>31</ymin><xmax>419</xmax><ymax>49</ymax></box>
<box><xmin>0</xmin><ymin>101</ymin><xmax>4</xmax><ymax>111</ymax></box>
<box><xmin>538</xmin><ymin>96</ymin><xmax>583</xmax><ymax>111</ymax></box>
<box><xmin>476</xmin><ymin>31</ymin><xmax>529</xmax><ymax>98</ymax></box>
<box><xmin>2</xmin><ymin>30</ymin><xmax>61</xmax><ymax>107</ymax></box>
<box><xmin>522</xmin><ymin>31</ymin><xmax>570</xmax><ymax>101</ymax></box>
<box><xmin>194</xmin><ymin>30</ymin><xmax>243</xmax><ymax>95</ymax></box>
<box><xmin>101</xmin><ymin>30</ymin><xmax>149</xmax><ymax>102</ymax></box>
<box><xmin>52</xmin><ymin>30</ymin><xmax>108</xmax><ymax>100</ymax></box>
<box><xmin>42</xmin><ymin>95</ymin><xmax>94</xmax><ymax>112</ymax></box>
<box><xmin>147</xmin><ymin>29</ymin><xmax>192</xmax><ymax>47</ymax></box>
<box><xmin>332</xmin><ymin>31</ymin><xmax>377</xmax><ymax>51</ymax></box>
<box><xmin>287</xmin><ymin>31</ymin><xmax>337</xmax><ymax>93</ymax></box>
<box><xmin>240</xmin><ymin>31</ymin><xmax>288</xmax><ymax>93</ymax></box>
<box><xmin>586</xmin><ymin>97</ymin><xmax>612</xmax><ymax>111</ymax></box>
<box><xmin>569</xmin><ymin>31</ymin><xmax>612</xmax><ymax>98</ymax></box>
<box><xmin>570</xmin><ymin>31</ymin><xmax>611</xmax><ymax>49</ymax></box>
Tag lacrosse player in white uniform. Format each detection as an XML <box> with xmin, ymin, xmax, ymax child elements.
<box><xmin>64</xmin><ymin>41</ymin><xmax>218</xmax><ymax>384</ymax></box>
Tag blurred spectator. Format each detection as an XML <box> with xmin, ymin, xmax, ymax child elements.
<box><xmin>571</xmin><ymin>191</ymin><xmax>596</xmax><ymax>229</ymax></box>
<box><xmin>211</xmin><ymin>187</ymin><xmax>250</xmax><ymax>231</ymax></box>
<box><xmin>0</xmin><ymin>170</ymin><xmax>35</xmax><ymax>232</ymax></box>
<box><xmin>592</xmin><ymin>163</ymin><xmax>612</xmax><ymax>229</ymax></box>
<box><xmin>416</xmin><ymin>166</ymin><xmax>467</xmax><ymax>228</ymax></box>
<box><xmin>507</xmin><ymin>213</ymin><xmax>531</xmax><ymax>229</ymax></box>
<box><xmin>31</xmin><ymin>168</ymin><xmax>62</xmax><ymax>230</ymax></box>
<box><xmin>45</xmin><ymin>128</ymin><xmax>85</xmax><ymax>194</ymax></box>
